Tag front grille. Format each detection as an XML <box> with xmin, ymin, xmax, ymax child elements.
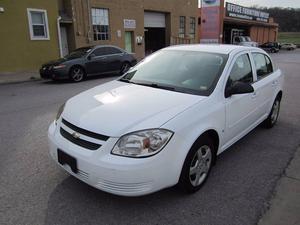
<box><xmin>62</xmin><ymin>119</ymin><xmax>109</xmax><ymax>141</ymax></box>
<box><xmin>96</xmin><ymin>179</ymin><xmax>152</xmax><ymax>194</ymax></box>
<box><xmin>60</xmin><ymin>128</ymin><xmax>101</xmax><ymax>150</ymax></box>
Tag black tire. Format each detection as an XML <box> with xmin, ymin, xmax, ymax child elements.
<box><xmin>263</xmin><ymin>97</ymin><xmax>281</xmax><ymax>128</ymax></box>
<box><xmin>69</xmin><ymin>66</ymin><xmax>85</xmax><ymax>82</ymax></box>
<box><xmin>120</xmin><ymin>62</ymin><xmax>131</xmax><ymax>75</ymax></box>
<box><xmin>178</xmin><ymin>135</ymin><xmax>216</xmax><ymax>193</ymax></box>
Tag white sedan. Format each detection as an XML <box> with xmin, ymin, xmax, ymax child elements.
<box><xmin>48</xmin><ymin>45</ymin><xmax>284</xmax><ymax>196</ymax></box>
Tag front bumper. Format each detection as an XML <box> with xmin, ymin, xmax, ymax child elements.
<box><xmin>48</xmin><ymin>120</ymin><xmax>184</xmax><ymax>196</ymax></box>
<box><xmin>40</xmin><ymin>67</ymin><xmax>69</xmax><ymax>80</ymax></box>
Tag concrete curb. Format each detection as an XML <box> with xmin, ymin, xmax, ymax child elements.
<box><xmin>0</xmin><ymin>76</ymin><xmax>41</xmax><ymax>85</ymax></box>
<box><xmin>258</xmin><ymin>146</ymin><xmax>300</xmax><ymax>225</ymax></box>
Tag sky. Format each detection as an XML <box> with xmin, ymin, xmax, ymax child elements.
<box><xmin>199</xmin><ymin>0</ymin><xmax>300</xmax><ymax>8</ymax></box>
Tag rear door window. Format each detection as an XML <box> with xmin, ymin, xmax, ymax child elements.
<box><xmin>92</xmin><ymin>47</ymin><xmax>107</xmax><ymax>57</ymax></box>
<box><xmin>252</xmin><ymin>53</ymin><xmax>273</xmax><ymax>79</ymax></box>
<box><xmin>105</xmin><ymin>47</ymin><xmax>123</xmax><ymax>55</ymax></box>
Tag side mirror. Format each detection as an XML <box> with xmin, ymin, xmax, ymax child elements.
<box><xmin>225</xmin><ymin>81</ymin><xmax>254</xmax><ymax>98</ymax></box>
<box><xmin>87</xmin><ymin>53</ymin><xmax>96</xmax><ymax>60</ymax></box>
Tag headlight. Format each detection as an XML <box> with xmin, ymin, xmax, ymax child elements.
<box><xmin>53</xmin><ymin>64</ymin><xmax>66</xmax><ymax>69</ymax></box>
<box><xmin>112</xmin><ymin>129</ymin><xmax>173</xmax><ymax>158</ymax></box>
<box><xmin>55</xmin><ymin>103</ymin><xmax>65</xmax><ymax>122</ymax></box>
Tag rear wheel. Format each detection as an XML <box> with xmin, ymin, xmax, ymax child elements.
<box><xmin>69</xmin><ymin>66</ymin><xmax>85</xmax><ymax>82</ymax></box>
<box><xmin>120</xmin><ymin>62</ymin><xmax>131</xmax><ymax>75</ymax></box>
<box><xmin>263</xmin><ymin>97</ymin><xmax>281</xmax><ymax>128</ymax></box>
<box><xmin>178</xmin><ymin>136</ymin><xmax>215</xmax><ymax>193</ymax></box>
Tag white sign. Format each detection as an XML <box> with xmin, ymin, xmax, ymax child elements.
<box><xmin>0</xmin><ymin>7</ymin><xmax>4</xmax><ymax>13</ymax></box>
<box><xmin>124</xmin><ymin>19</ymin><xmax>136</xmax><ymax>29</ymax></box>
<box><xmin>117</xmin><ymin>30</ymin><xmax>121</xmax><ymax>38</ymax></box>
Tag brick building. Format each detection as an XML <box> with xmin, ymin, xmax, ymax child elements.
<box><xmin>59</xmin><ymin>0</ymin><xmax>198</xmax><ymax>61</ymax></box>
<box><xmin>198</xmin><ymin>1</ymin><xmax>279</xmax><ymax>45</ymax></box>
<box><xmin>0</xmin><ymin>0</ymin><xmax>198</xmax><ymax>72</ymax></box>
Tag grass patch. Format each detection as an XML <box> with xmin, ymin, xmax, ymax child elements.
<box><xmin>278</xmin><ymin>32</ymin><xmax>300</xmax><ymax>44</ymax></box>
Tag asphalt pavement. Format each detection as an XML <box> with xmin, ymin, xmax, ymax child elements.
<box><xmin>1</xmin><ymin>50</ymin><xmax>300</xmax><ymax>225</ymax></box>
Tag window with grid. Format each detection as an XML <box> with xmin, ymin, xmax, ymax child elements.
<box><xmin>91</xmin><ymin>8</ymin><xmax>109</xmax><ymax>41</ymax></box>
<box><xmin>179</xmin><ymin>16</ymin><xmax>186</xmax><ymax>38</ymax></box>
<box><xmin>190</xmin><ymin>17</ymin><xmax>196</xmax><ymax>39</ymax></box>
<box><xmin>27</xmin><ymin>9</ymin><xmax>49</xmax><ymax>40</ymax></box>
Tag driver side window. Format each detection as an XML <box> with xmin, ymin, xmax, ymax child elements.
<box><xmin>227</xmin><ymin>54</ymin><xmax>253</xmax><ymax>87</ymax></box>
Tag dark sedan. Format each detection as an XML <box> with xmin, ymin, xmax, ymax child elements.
<box><xmin>259</xmin><ymin>42</ymin><xmax>280</xmax><ymax>53</ymax></box>
<box><xmin>40</xmin><ymin>45</ymin><xmax>137</xmax><ymax>82</ymax></box>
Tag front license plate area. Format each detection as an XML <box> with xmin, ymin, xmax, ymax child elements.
<box><xmin>57</xmin><ymin>149</ymin><xmax>78</xmax><ymax>174</ymax></box>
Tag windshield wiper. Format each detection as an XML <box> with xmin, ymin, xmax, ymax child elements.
<box><xmin>119</xmin><ymin>78</ymin><xmax>135</xmax><ymax>84</ymax></box>
<box><xmin>134</xmin><ymin>82</ymin><xmax>175</xmax><ymax>91</ymax></box>
<box><xmin>119</xmin><ymin>79</ymin><xmax>175</xmax><ymax>91</ymax></box>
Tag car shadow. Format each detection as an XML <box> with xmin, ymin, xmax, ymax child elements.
<box><xmin>44</xmin><ymin>175</ymin><xmax>187</xmax><ymax>225</ymax></box>
<box><xmin>44</xmin><ymin>118</ymin><xmax>300</xmax><ymax>225</ymax></box>
<box><xmin>42</xmin><ymin>126</ymin><xmax>259</xmax><ymax>225</ymax></box>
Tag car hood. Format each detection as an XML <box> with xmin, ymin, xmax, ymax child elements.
<box><xmin>62</xmin><ymin>80</ymin><xmax>206</xmax><ymax>137</ymax></box>
<box><xmin>42</xmin><ymin>58</ymin><xmax>67</xmax><ymax>66</ymax></box>
<box><xmin>42</xmin><ymin>57</ymin><xmax>81</xmax><ymax>66</ymax></box>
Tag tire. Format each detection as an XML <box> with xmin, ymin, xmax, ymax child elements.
<box><xmin>69</xmin><ymin>66</ymin><xmax>85</xmax><ymax>82</ymax></box>
<box><xmin>263</xmin><ymin>97</ymin><xmax>281</xmax><ymax>128</ymax></box>
<box><xmin>120</xmin><ymin>62</ymin><xmax>131</xmax><ymax>75</ymax></box>
<box><xmin>178</xmin><ymin>135</ymin><xmax>216</xmax><ymax>193</ymax></box>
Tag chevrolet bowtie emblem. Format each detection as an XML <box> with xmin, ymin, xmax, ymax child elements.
<box><xmin>72</xmin><ymin>132</ymin><xmax>80</xmax><ymax>139</ymax></box>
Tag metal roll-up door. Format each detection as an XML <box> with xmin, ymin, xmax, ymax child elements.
<box><xmin>144</xmin><ymin>12</ymin><xmax>166</xmax><ymax>28</ymax></box>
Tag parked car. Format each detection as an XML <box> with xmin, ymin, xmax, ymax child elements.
<box><xmin>259</xmin><ymin>42</ymin><xmax>280</xmax><ymax>53</ymax></box>
<box><xmin>48</xmin><ymin>45</ymin><xmax>284</xmax><ymax>196</ymax></box>
<box><xmin>232</xmin><ymin>36</ymin><xmax>258</xmax><ymax>47</ymax></box>
<box><xmin>40</xmin><ymin>45</ymin><xmax>137</xmax><ymax>82</ymax></box>
<box><xmin>280</xmin><ymin>43</ymin><xmax>297</xmax><ymax>50</ymax></box>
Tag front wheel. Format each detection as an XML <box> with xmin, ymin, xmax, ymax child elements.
<box><xmin>263</xmin><ymin>97</ymin><xmax>281</xmax><ymax>128</ymax></box>
<box><xmin>69</xmin><ymin>66</ymin><xmax>85</xmax><ymax>82</ymax></box>
<box><xmin>178</xmin><ymin>136</ymin><xmax>215</xmax><ymax>193</ymax></box>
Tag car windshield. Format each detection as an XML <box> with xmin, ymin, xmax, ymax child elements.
<box><xmin>120</xmin><ymin>50</ymin><xmax>228</xmax><ymax>96</ymax></box>
<box><xmin>64</xmin><ymin>47</ymin><xmax>93</xmax><ymax>59</ymax></box>
<box><xmin>245</xmin><ymin>36</ymin><xmax>251</xmax><ymax>42</ymax></box>
<box><xmin>239</xmin><ymin>37</ymin><xmax>246</xmax><ymax>42</ymax></box>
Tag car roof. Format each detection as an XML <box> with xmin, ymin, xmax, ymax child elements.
<box><xmin>164</xmin><ymin>44</ymin><xmax>259</xmax><ymax>55</ymax></box>
<box><xmin>93</xmin><ymin>44</ymin><xmax>126</xmax><ymax>52</ymax></box>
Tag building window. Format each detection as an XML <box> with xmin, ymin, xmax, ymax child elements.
<box><xmin>27</xmin><ymin>8</ymin><xmax>49</xmax><ymax>40</ymax></box>
<box><xmin>190</xmin><ymin>17</ymin><xmax>196</xmax><ymax>39</ymax></box>
<box><xmin>91</xmin><ymin>8</ymin><xmax>109</xmax><ymax>41</ymax></box>
<box><xmin>179</xmin><ymin>16</ymin><xmax>185</xmax><ymax>38</ymax></box>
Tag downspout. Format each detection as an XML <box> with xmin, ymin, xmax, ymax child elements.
<box><xmin>87</xmin><ymin>0</ymin><xmax>91</xmax><ymax>43</ymax></box>
<box><xmin>57</xmin><ymin>16</ymin><xmax>63</xmax><ymax>58</ymax></box>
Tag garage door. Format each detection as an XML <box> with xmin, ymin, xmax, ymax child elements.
<box><xmin>144</xmin><ymin>12</ymin><xmax>165</xmax><ymax>28</ymax></box>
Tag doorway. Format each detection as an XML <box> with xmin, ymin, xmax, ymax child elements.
<box><xmin>60</xmin><ymin>26</ymin><xmax>69</xmax><ymax>56</ymax></box>
<box><xmin>223</xmin><ymin>23</ymin><xmax>250</xmax><ymax>44</ymax></box>
<box><xmin>144</xmin><ymin>11</ymin><xmax>166</xmax><ymax>56</ymax></box>
<box><xmin>125</xmin><ymin>31</ymin><xmax>134</xmax><ymax>53</ymax></box>
<box><xmin>144</xmin><ymin>28</ymin><xmax>165</xmax><ymax>55</ymax></box>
